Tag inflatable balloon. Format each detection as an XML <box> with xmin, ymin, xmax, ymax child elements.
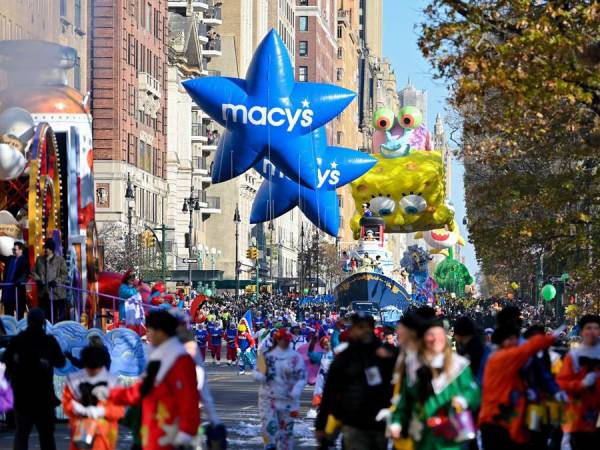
<box><xmin>511</xmin><ymin>281</ymin><xmax>520</xmax><ymax>290</ymax></box>
<box><xmin>433</xmin><ymin>251</ymin><xmax>473</xmax><ymax>297</ymax></box>
<box><xmin>0</xmin><ymin>107</ymin><xmax>33</xmax><ymax>180</ymax></box>
<box><xmin>251</xmin><ymin>127</ymin><xmax>376</xmax><ymax>236</ymax></box>
<box><xmin>350</xmin><ymin>151</ymin><xmax>454</xmax><ymax>237</ymax></box>
<box><xmin>183</xmin><ymin>29</ymin><xmax>355</xmax><ymax>189</ymax></box>
<box><xmin>541</xmin><ymin>284</ymin><xmax>556</xmax><ymax>301</ymax></box>
<box><xmin>417</xmin><ymin>223</ymin><xmax>464</xmax><ymax>251</ymax></box>
<box><xmin>372</xmin><ymin>106</ymin><xmax>432</xmax><ymax>157</ymax></box>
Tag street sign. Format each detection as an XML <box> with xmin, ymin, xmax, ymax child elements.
<box><xmin>183</xmin><ymin>258</ymin><xmax>198</xmax><ymax>264</ymax></box>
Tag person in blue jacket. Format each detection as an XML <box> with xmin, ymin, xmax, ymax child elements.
<box><xmin>209</xmin><ymin>320</ymin><xmax>224</xmax><ymax>364</ymax></box>
<box><xmin>118</xmin><ymin>273</ymin><xmax>137</xmax><ymax>325</ymax></box>
<box><xmin>194</xmin><ymin>323</ymin><xmax>209</xmax><ymax>361</ymax></box>
<box><xmin>225</xmin><ymin>322</ymin><xmax>238</xmax><ymax>365</ymax></box>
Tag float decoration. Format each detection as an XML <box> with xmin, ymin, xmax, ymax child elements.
<box><xmin>541</xmin><ymin>284</ymin><xmax>557</xmax><ymax>301</ymax></box>
<box><xmin>400</xmin><ymin>245</ymin><xmax>437</xmax><ymax>302</ymax></box>
<box><xmin>182</xmin><ymin>29</ymin><xmax>355</xmax><ymax>189</ymax></box>
<box><xmin>251</xmin><ymin>127</ymin><xmax>376</xmax><ymax>236</ymax></box>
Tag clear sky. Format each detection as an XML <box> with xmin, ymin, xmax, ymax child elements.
<box><xmin>382</xmin><ymin>0</ymin><xmax>479</xmax><ymax>276</ymax></box>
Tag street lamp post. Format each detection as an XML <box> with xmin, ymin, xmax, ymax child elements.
<box><xmin>125</xmin><ymin>173</ymin><xmax>135</xmax><ymax>268</ymax></box>
<box><xmin>233</xmin><ymin>204</ymin><xmax>241</xmax><ymax>302</ymax></box>
<box><xmin>268</xmin><ymin>221</ymin><xmax>274</xmax><ymax>283</ymax></box>
<box><xmin>182</xmin><ymin>186</ymin><xmax>202</xmax><ymax>290</ymax></box>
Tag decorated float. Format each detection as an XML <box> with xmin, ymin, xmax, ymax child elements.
<box><xmin>0</xmin><ymin>41</ymin><xmax>104</xmax><ymax>321</ymax></box>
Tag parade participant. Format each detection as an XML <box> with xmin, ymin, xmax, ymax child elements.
<box><xmin>209</xmin><ymin>320</ymin><xmax>223</xmax><ymax>364</ymax></box>
<box><xmin>31</xmin><ymin>238</ymin><xmax>68</xmax><ymax>322</ymax></box>
<box><xmin>62</xmin><ymin>346</ymin><xmax>125</xmax><ymax>450</ymax></box>
<box><xmin>316</xmin><ymin>313</ymin><xmax>396</xmax><ymax>450</ymax></box>
<box><xmin>453</xmin><ymin>316</ymin><xmax>487</xmax><ymax>383</ymax></box>
<box><xmin>478</xmin><ymin>323</ymin><xmax>562</xmax><ymax>450</ymax></box>
<box><xmin>307</xmin><ymin>336</ymin><xmax>334</xmax><ymax>419</ymax></box>
<box><xmin>117</xmin><ymin>272</ymin><xmax>137</xmax><ymax>325</ymax></box>
<box><xmin>194</xmin><ymin>323</ymin><xmax>209</xmax><ymax>361</ymax></box>
<box><xmin>1</xmin><ymin>241</ymin><xmax>29</xmax><ymax>319</ymax></box>
<box><xmin>0</xmin><ymin>362</ymin><xmax>13</xmax><ymax>414</ymax></box>
<box><xmin>290</xmin><ymin>325</ymin><xmax>306</xmax><ymax>351</ymax></box>
<box><xmin>3</xmin><ymin>308</ymin><xmax>66</xmax><ymax>450</ymax></box>
<box><xmin>225</xmin><ymin>322</ymin><xmax>238</xmax><ymax>365</ymax></box>
<box><xmin>389</xmin><ymin>316</ymin><xmax>480</xmax><ymax>450</ymax></box>
<box><xmin>361</xmin><ymin>202</ymin><xmax>373</xmax><ymax>217</ymax></box>
<box><xmin>255</xmin><ymin>328</ymin><xmax>306</xmax><ymax>450</ymax></box>
<box><xmin>361</xmin><ymin>252</ymin><xmax>373</xmax><ymax>271</ymax></box>
<box><xmin>181</xmin><ymin>330</ymin><xmax>226</xmax><ymax>450</ymax></box>
<box><xmin>557</xmin><ymin>314</ymin><xmax>600</xmax><ymax>450</ymax></box>
<box><xmin>109</xmin><ymin>310</ymin><xmax>200</xmax><ymax>450</ymax></box>
<box><xmin>235</xmin><ymin>322</ymin><xmax>256</xmax><ymax>375</ymax></box>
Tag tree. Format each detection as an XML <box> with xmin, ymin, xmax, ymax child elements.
<box><xmin>419</xmin><ymin>1</ymin><xmax>600</xmax><ymax>297</ymax></box>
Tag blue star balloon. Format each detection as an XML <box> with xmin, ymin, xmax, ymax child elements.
<box><xmin>250</xmin><ymin>127</ymin><xmax>376</xmax><ymax>236</ymax></box>
<box><xmin>182</xmin><ymin>29</ymin><xmax>355</xmax><ymax>189</ymax></box>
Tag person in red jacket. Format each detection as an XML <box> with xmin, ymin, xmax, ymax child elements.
<box><xmin>557</xmin><ymin>314</ymin><xmax>600</xmax><ymax>450</ymax></box>
<box><xmin>109</xmin><ymin>310</ymin><xmax>200</xmax><ymax>450</ymax></box>
<box><xmin>479</xmin><ymin>325</ymin><xmax>559</xmax><ymax>450</ymax></box>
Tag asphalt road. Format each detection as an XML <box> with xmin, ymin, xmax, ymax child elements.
<box><xmin>0</xmin><ymin>361</ymin><xmax>319</xmax><ymax>449</ymax></box>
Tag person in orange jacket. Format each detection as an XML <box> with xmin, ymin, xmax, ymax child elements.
<box><xmin>62</xmin><ymin>346</ymin><xmax>125</xmax><ymax>450</ymax></box>
<box><xmin>109</xmin><ymin>310</ymin><xmax>200</xmax><ymax>450</ymax></box>
<box><xmin>556</xmin><ymin>314</ymin><xmax>600</xmax><ymax>450</ymax></box>
<box><xmin>479</xmin><ymin>324</ymin><xmax>562</xmax><ymax>450</ymax></box>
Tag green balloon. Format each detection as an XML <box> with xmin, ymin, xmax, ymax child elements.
<box><xmin>541</xmin><ymin>284</ymin><xmax>556</xmax><ymax>301</ymax></box>
<box><xmin>204</xmin><ymin>288</ymin><xmax>213</xmax><ymax>297</ymax></box>
<box><xmin>303</xmin><ymin>288</ymin><xmax>309</xmax><ymax>294</ymax></box>
<box><xmin>560</xmin><ymin>273</ymin><xmax>569</xmax><ymax>282</ymax></box>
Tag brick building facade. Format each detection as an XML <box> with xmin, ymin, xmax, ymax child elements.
<box><xmin>91</xmin><ymin>0</ymin><xmax>169</xmax><ymax>226</ymax></box>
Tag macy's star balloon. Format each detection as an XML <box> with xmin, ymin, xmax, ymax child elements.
<box><xmin>182</xmin><ymin>29</ymin><xmax>355</xmax><ymax>189</ymax></box>
<box><xmin>250</xmin><ymin>127</ymin><xmax>376</xmax><ymax>236</ymax></box>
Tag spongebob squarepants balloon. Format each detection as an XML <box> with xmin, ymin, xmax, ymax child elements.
<box><xmin>350</xmin><ymin>105</ymin><xmax>454</xmax><ymax>238</ymax></box>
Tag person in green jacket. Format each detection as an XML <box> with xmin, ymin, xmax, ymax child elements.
<box><xmin>390</xmin><ymin>316</ymin><xmax>480</xmax><ymax>450</ymax></box>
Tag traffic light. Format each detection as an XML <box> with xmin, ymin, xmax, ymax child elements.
<box><xmin>246</xmin><ymin>247</ymin><xmax>258</xmax><ymax>260</ymax></box>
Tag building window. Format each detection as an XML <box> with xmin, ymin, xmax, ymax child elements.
<box><xmin>74</xmin><ymin>56</ymin><xmax>81</xmax><ymax>91</ymax></box>
<box><xmin>337</xmin><ymin>46</ymin><xmax>343</xmax><ymax>59</ymax></box>
<box><xmin>60</xmin><ymin>0</ymin><xmax>67</xmax><ymax>17</ymax></box>
<box><xmin>299</xmin><ymin>16</ymin><xmax>308</xmax><ymax>31</ymax></box>
<box><xmin>298</xmin><ymin>66</ymin><xmax>308</xmax><ymax>82</ymax></box>
<box><xmin>336</xmin><ymin>131</ymin><xmax>343</xmax><ymax>145</ymax></box>
<box><xmin>337</xmin><ymin>194</ymin><xmax>343</xmax><ymax>207</ymax></box>
<box><xmin>154</xmin><ymin>9</ymin><xmax>160</xmax><ymax>40</ymax></box>
<box><xmin>74</xmin><ymin>0</ymin><xmax>82</xmax><ymax>29</ymax></box>
<box><xmin>337</xmin><ymin>24</ymin><xmax>343</xmax><ymax>39</ymax></box>
<box><xmin>146</xmin><ymin>3</ymin><xmax>152</xmax><ymax>32</ymax></box>
<box><xmin>299</xmin><ymin>41</ymin><xmax>308</xmax><ymax>57</ymax></box>
<box><xmin>336</xmin><ymin>67</ymin><xmax>344</xmax><ymax>81</ymax></box>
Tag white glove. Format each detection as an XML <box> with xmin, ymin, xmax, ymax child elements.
<box><xmin>86</xmin><ymin>406</ymin><xmax>105</xmax><ymax>419</ymax></box>
<box><xmin>0</xmin><ymin>362</ymin><xmax>6</xmax><ymax>380</ymax></box>
<box><xmin>71</xmin><ymin>401</ymin><xmax>88</xmax><ymax>416</ymax></box>
<box><xmin>551</xmin><ymin>324</ymin><xmax>567</xmax><ymax>339</ymax></box>
<box><xmin>452</xmin><ymin>395</ymin><xmax>469</xmax><ymax>410</ymax></box>
<box><xmin>582</xmin><ymin>372</ymin><xmax>597</xmax><ymax>388</ymax></box>
<box><xmin>236</xmin><ymin>348</ymin><xmax>241</xmax><ymax>356</ymax></box>
<box><xmin>554</xmin><ymin>391</ymin><xmax>569</xmax><ymax>403</ymax></box>
<box><xmin>173</xmin><ymin>431</ymin><xmax>194</xmax><ymax>446</ymax></box>
<box><xmin>91</xmin><ymin>385</ymin><xmax>109</xmax><ymax>401</ymax></box>
<box><xmin>375</xmin><ymin>408</ymin><xmax>390</xmax><ymax>422</ymax></box>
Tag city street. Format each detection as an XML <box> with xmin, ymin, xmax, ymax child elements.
<box><xmin>0</xmin><ymin>363</ymin><xmax>318</xmax><ymax>450</ymax></box>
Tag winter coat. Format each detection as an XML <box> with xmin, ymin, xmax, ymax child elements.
<box><xmin>31</xmin><ymin>254</ymin><xmax>68</xmax><ymax>299</ymax></box>
<box><xmin>316</xmin><ymin>338</ymin><xmax>396</xmax><ymax>431</ymax></box>
<box><xmin>62</xmin><ymin>368</ymin><xmax>125</xmax><ymax>450</ymax></box>
<box><xmin>109</xmin><ymin>337</ymin><xmax>200</xmax><ymax>450</ymax></box>
<box><xmin>478</xmin><ymin>334</ymin><xmax>555</xmax><ymax>444</ymax></box>
<box><xmin>391</xmin><ymin>352</ymin><xmax>480</xmax><ymax>450</ymax></box>
<box><xmin>1</xmin><ymin>254</ymin><xmax>29</xmax><ymax>307</ymax></box>
<box><xmin>2</xmin><ymin>327</ymin><xmax>66</xmax><ymax>413</ymax></box>
<box><xmin>556</xmin><ymin>342</ymin><xmax>600</xmax><ymax>433</ymax></box>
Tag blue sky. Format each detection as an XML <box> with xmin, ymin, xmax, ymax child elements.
<box><xmin>382</xmin><ymin>0</ymin><xmax>479</xmax><ymax>276</ymax></box>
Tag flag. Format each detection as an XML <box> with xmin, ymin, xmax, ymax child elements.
<box><xmin>240</xmin><ymin>309</ymin><xmax>253</xmax><ymax>331</ymax></box>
